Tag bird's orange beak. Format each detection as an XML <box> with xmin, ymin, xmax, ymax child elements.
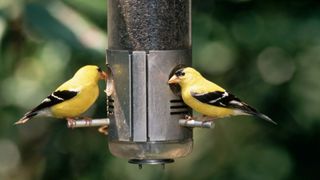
<box><xmin>100</xmin><ymin>71</ymin><xmax>107</xmax><ymax>80</ymax></box>
<box><xmin>168</xmin><ymin>75</ymin><xmax>180</xmax><ymax>84</ymax></box>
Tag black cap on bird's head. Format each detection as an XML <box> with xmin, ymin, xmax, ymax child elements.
<box><xmin>168</xmin><ymin>67</ymin><xmax>201</xmax><ymax>84</ymax></box>
<box><xmin>174</xmin><ymin>68</ymin><xmax>186</xmax><ymax>77</ymax></box>
<box><xmin>168</xmin><ymin>68</ymin><xmax>186</xmax><ymax>84</ymax></box>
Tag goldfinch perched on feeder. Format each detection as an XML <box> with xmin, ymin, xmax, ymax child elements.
<box><xmin>15</xmin><ymin>65</ymin><xmax>107</xmax><ymax>125</ymax></box>
<box><xmin>168</xmin><ymin>67</ymin><xmax>276</xmax><ymax>125</ymax></box>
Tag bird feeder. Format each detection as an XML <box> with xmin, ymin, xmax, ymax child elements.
<box><xmin>106</xmin><ymin>0</ymin><xmax>192</xmax><ymax>167</ymax></box>
<box><xmin>68</xmin><ymin>0</ymin><xmax>213</xmax><ymax>168</ymax></box>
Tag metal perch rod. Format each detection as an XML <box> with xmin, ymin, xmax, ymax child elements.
<box><xmin>67</xmin><ymin>118</ymin><xmax>110</xmax><ymax>128</ymax></box>
<box><xmin>179</xmin><ymin>119</ymin><xmax>214</xmax><ymax>128</ymax></box>
<box><xmin>67</xmin><ymin>118</ymin><xmax>211</xmax><ymax>129</ymax></box>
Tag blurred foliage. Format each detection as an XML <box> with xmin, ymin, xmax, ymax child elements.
<box><xmin>0</xmin><ymin>0</ymin><xmax>319</xmax><ymax>179</ymax></box>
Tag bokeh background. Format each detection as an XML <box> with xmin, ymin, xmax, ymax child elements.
<box><xmin>1</xmin><ymin>0</ymin><xmax>320</xmax><ymax>179</ymax></box>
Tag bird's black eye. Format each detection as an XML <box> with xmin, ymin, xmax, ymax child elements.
<box><xmin>175</xmin><ymin>69</ymin><xmax>185</xmax><ymax>77</ymax></box>
<box><xmin>97</xmin><ymin>67</ymin><xmax>102</xmax><ymax>72</ymax></box>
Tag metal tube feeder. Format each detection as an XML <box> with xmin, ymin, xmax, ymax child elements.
<box><xmin>106</xmin><ymin>0</ymin><xmax>192</xmax><ymax>167</ymax></box>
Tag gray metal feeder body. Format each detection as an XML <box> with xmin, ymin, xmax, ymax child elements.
<box><xmin>106</xmin><ymin>0</ymin><xmax>192</xmax><ymax>165</ymax></box>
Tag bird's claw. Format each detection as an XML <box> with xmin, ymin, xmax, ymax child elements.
<box><xmin>184</xmin><ymin>115</ymin><xmax>194</xmax><ymax>126</ymax></box>
<box><xmin>82</xmin><ymin>117</ymin><xmax>92</xmax><ymax>126</ymax></box>
<box><xmin>67</xmin><ymin>117</ymin><xmax>76</xmax><ymax>128</ymax></box>
<box><xmin>185</xmin><ymin>115</ymin><xmax>193</xmax><ymax>120</ymax></box>
<box><xmin>67</xmin><ymin>117</ymin><xmax>93</xmax><ymax>128</ymax></box>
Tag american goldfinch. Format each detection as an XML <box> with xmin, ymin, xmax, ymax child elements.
<box><xmin>15</xmin><ymin>65</ymin><xmax>107</xmax><ymax>125</ymax></box>
<box><xmin>168</xmin><ymin>67</ymin><xmax>276</xmax><ymax>124</ymax></box>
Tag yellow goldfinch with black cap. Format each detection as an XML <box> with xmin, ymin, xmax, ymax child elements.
<box><xmin>168</xmin><ymin>67</ymin><xmax>276</xmax><ymax>124</ymax></box>
<box><xmin>15</xmin><ymin>65</ymin><xmax>107</xmax><ymax>125</ymax></box>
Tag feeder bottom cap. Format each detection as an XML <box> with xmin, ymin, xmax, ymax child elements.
<box><xmin>128</xmin><ymin>159</ymin><xmax>174</xmax><ymax>165</ymax></box>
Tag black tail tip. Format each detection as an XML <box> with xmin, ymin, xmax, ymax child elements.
<box><xmin>258</xmin><ymin>113</ymin><xmax>277</xmax><ymax>125</ymax></box>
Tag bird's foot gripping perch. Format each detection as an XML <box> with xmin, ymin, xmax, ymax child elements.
<box><xmin>67</xmin><ymin>117</ymin><xmax>93</xmax><ymax>128</ymax></box>
<box><xmin>67</xmin><ymin>118</ymin><xmax>110</xmax><ymax>135</ymax></box>
<box><xmin>179</xmin><ymin>115</ymin><xmax>215</xmax><ymax>128</ymax></box>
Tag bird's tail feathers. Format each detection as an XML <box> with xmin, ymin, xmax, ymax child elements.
<box><xmin>237</xmin><ymin>103</ymin><xmax>277</xmax><ymax>125</ymax></box>
<box><xmin>252</xmin><ymin>112</ymin><xmax>277</xmax><ymax>125</ymax></box>
<box><xmin>15</xmin><ymin>112</ymin><xmax>37</xmax><ymax>125</ymax></box>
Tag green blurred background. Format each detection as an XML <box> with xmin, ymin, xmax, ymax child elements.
<box><xmin>1</xmin><ymin>0</ymin><xmax>319</xmax><ymax>179</ymax></box>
